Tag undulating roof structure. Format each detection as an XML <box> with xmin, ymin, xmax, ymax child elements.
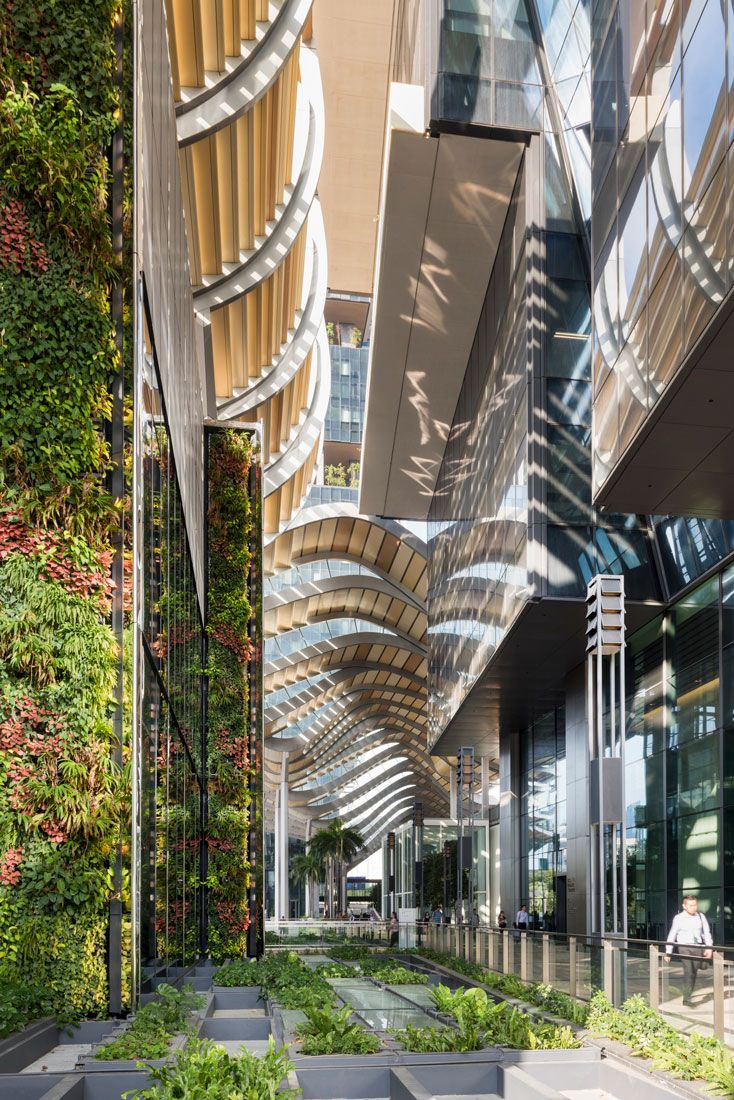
<box><xmin>165</xmin><ymin>1</ymin><xmax>442</xmax><ymax>856</ymax></box>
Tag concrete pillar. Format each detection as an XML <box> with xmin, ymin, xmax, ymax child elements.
<box><xmin>274</xmin><ymin>754</ymin><xmax>289</xmax><ymax>920</ymax></box>
<box><xmin>481</xmin><ymin>756</ymin><xmax>490</xmax><ymax>815</ymax></box>
<box><xmin>499</xmin><ymin>731</ymin><xmax>520</xmax><ymax>919</ymax></box>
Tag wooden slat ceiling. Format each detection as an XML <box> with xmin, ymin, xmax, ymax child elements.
<box><xmin>167</xmin><ymin>0</ymin><xmax>320</xmax><ymax>534</ymax></box>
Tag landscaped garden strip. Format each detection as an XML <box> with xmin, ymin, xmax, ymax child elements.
<box><xmin>95</xmin><ymin>984</ymin><xmax>205</xmax><ymax>1061</ymax></box>
<box><xmin>124</xmin><ymin>1037</ymin><xmax>298</xmax><ymax>1100</ymax></box>
<box><xmin>409</xmin><ymin>947</ymin><xmax>734</xmax><ymax>1093</ymax></box>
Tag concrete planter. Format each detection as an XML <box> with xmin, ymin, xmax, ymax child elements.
<box><xmin>206</xmin><ymin>990</ymin><xmax>262</xmax><ymax>1012</ymax></box>
<box><xmin>0</xmin><ymin>1020</ymin><xmax>124</xmax><ymax>1076</ymax></box>
<box><xmin>0</xmin><ymin>1072</ymin><xmax>150</xmax><ymax>1100</ymax></box>
<box><xmin>198</xmin><ymin>1018</ymin><xmax>272</xmax><ymax>1041</ymax></box>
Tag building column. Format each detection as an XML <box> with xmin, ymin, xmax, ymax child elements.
<box><xmin>481</xmin><ymin>756</ymin><xmax>490</xmax><ymax>816</ymax></box>
<box><xmin>499</xmin><ymin>731</ymin><xmax>520</xmax><ymax>920</ymax></box>
<box><xmin>450</xmin><ymin>764</ymin><xmax>457</xmax><ymax>820</ymax></box>
<box><xmin>274</xmin><ymin>754</ymin><xmax>289</xmax><ymax>920</ymax></box>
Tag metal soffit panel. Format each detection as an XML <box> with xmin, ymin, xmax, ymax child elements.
<box><xmin>429</xmin><ymin>596</ymin><xmax>663</xmax><ymax>758</ymax></box>
<box><xmin>360</xmin><ymin>129</ymin><xmax>526</xmax><ymax>520</ymax></box>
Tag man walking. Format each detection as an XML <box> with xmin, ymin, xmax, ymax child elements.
<box><xmin>664</xmin><ymin>894</ymin><xmax>713</xmax><ymax>1006</ymax></box>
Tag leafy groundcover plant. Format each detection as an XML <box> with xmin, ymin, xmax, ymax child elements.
<box><xmin>217</xmin><ymin>952</ymin><xmax>335</xmax><ymax>1010</ymax></box>
<box><xmin>411</xmin><ymin>948</ymin><xmax>588</xmax><ymax>1025</ymax></box>
<box><xmin>328</xmin><ymin>946</ymin><xmax>386</xmax><ymax>961</ymax></box>
<box><xmin>296</xmin><ymin>1005</ymin><xmax>380</xmax><ymax>1056</ymax></box>
<box><xmin>354</xmin><ymin>961</ymin><xmax>428</xmax><ymax>986</ymax></box>
<box><xmin>395</xmin><ymin>984</ymin><xmax>578</xmax><ymax>1053</ymax></box>
<box><xmin>214</xmin><ymin>959</ymin><xmax>262</xmax><ymax>988</ymax></box>
<box><xmin>124</xmin><ymin>1038</ymin><xmax>298</xmax><ymax>1100</ymax></box>
<box><xmin>587</xmin><ymin>993</ymin><xmax>734</xmax><ymax>1096</ymax></box>
<box><xmin>95</xmin><ymin>984</ymin><xmax>205</xmax><ymax>1061</ymax></box>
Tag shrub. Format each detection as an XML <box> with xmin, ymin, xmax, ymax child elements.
<box><xmin>126</xmin><ymin>1038</ymin><xmax>298</xmax><ymax>1100</ymax></box>
<box><xmin>95</xmin><ymin>984</ymin><xmax>204</xmax><ymax>1061</ymax></box>
<box><xmin>586</xmin><ymin>992</ymin><xmax>729</xmax><ymax>1085</ymax></box>
<box><xmin>296</xmin><ymin>1005</ymin><xmax>380</xmax><ymax>1056</ymax></box>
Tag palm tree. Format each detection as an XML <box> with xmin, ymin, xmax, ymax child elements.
<box><xmin>309</xmin><ymin>818</ymin><xmax>364</xmax><ymax>916</ymax></box>
<box><xmin>290</xmin><ymin>851</ymin><xmax>324</xmax><ymax>919</ymax></box>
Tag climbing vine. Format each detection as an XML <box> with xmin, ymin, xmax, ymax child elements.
<box><xmin>0</xmin><ymin>0</ymin><xmax>125</xmax><ymax>1029</ymax></box>
<box><xmin>206</xmin><ymin>428</ymin><xmax>259</xmax><ymax>961</ymax></box>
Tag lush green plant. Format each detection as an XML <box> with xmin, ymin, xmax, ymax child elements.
<box><xmin>411</xmin><ymin>948</ymin><xmax>589</xmax><ymax>1025</ymax></box>
<box><xmin>0</xmin><ymin>967</ymin><xmax>51</xmax><ymax>1038</ymax></box>
<box><xmin>420</xmin><ymin>982</ymin><xmax>579</xmax><ymax>1052</ymax></box>
<box><xmin>323</xmin><ymin>464</ymin><xmax>347</xmax><ymax>488</ymax></box>
<box><xmin>95</xmin><ymin>984</ymin><xmax>205</xmax><ymax>1061</ymax></box>
<box><xmin>0</xmin><ymin>0</ymin><xmax>124</xmax><ymax>1034</ymax></box>
<box><xmin>0</xmin><ymin>0</ymin><xmax>119</xmax><ymax>146</ymax></box>
<box><xmin>315</xmin><ymin>962</ymin><xmax>355</xmax><ymax>978</ymax></box>
<box><xmin>217</xmin><ymin>953</ymin><xmax>335</xmax><ymax>1009</ymax></box>
<box><xmin>206</xmin><ymin>428</ymin><xmax>257</xmax><ymax>961</ymax></box>
<box><xmin>290</xmin><ymin>852</ymin><xmax>324</xmax><ymax>919</ymax></box>
<box><xmin>125</xmin><ymin>1038</ymin><xmax>298</xmax><ymax>1100</ymax></box>
<box><xmin>329</xmin><ymin>945</ymin><xmax>384</xmax><ymax>961</ymax></box>
<box><xmin>296</xmin><ymin>1005</ymin><xmax>380</xmax><ymax>1056</ymax></box>
<box><xmin>394</xmin><ymin>1024</ymin><xmax>467</xmax><ymax>1053</ymax></box>
<box><xmin>215</xmin><ymin>959</ymin><xmax>263</xmax><ymax>987</ymax></box>
<box><xmin>586</xmin><ymin>993</ymin><xmax>729</xmax><ymax>1087</ymax></box>
<box><xmin>357</xmin><ymin>961</ymin><xmax>428</xmax><ymax>985</ymax></box>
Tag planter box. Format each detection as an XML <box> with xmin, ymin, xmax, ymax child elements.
<box><xmin>198</xmin><ymin>1018</ymin><xmax>271</xmax><ymax>1041</ymax></box>
<box><xmin>80</xmin><ymin>1029</ymin><xmax>190</xmax><ymax>1072</ymax></box>
<box><xmin>0</xmin><ymin>1074</ymin><xmax>149</xmax><ymax>1100</ymax></box>
<box><xmin>0</xmin><ymin>1020</ymin><xmax>123</xmax><ymax>1076</ymax></box>
<box><xmin>206</xmin><ymin>990</ymin><xmax>262</xmax><ymax>1013</ymax></box>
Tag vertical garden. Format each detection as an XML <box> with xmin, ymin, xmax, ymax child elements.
<box><xmin>206</xmin><ymin>427</ymin><xmax>264</xmax><ymax>962</ymax></box>
<box><xmin>0</xmin><ymin>0</ymin><xmax>127</xmax><ymax>1029</ymax></box>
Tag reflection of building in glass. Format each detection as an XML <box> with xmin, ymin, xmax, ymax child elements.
<box><xmin>384</xmin><ymin>820</ymin><xmax>490</xmax><ymax>920</ymax></box>
<box><xmin>362</xmin><ymin>0</ymin><xmax>734</xmax><ymax>942</ymax></box>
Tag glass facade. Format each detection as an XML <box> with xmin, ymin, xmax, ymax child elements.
<box><xmin>437</xmin><ymin>0</ymin><xmax>543</xmax><ymax>128</ymax></box>
<box><xmin>427</xmin><ymin>83</ymin><xmax>658</xmax><ymax>746</ymax></box>
<box><xmin>592</xmin><ymin>0</ymin><xmax>733</xmax><ymax>494</ymax></box>
<box><xmin>428</xmin><ymin>163</ymin><xmax>529</xmax><ymax>741</ymax></box>
<box><xmin>384</xmin><ymin>820</ymin><xmax>489</xmax><ymax>919</ymax></box>
<box><xmin>519</xmin><ymin>708</ymin><xmax>567</xmax><ymax>931</ymax></box>
<box><xmin>325</xmin><ymin>345</ymin><xmax>368</xmax><ymax>444</ymax></box>
<box><xmin>625</xmin><ymin>567</ymin><xmax>734</xmax><ymax>943</ymax></box>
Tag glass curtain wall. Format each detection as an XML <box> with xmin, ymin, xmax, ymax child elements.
<box><xmin>626</xmin><ymin>568</ymin><xmax>734</xmax><ymax>942</ymax></box>
<box><xmin>519</xmin><ymin>708</ymin><xmax>567</xmax><ymax>931</ymax></box>
<box><xmin>137</xmin><ymin>324</ymin><xmax>205</xmax><ymax>994</ymax></box>
<box><xmin>384</xmin><ymin>821</ymin><xmax>489</xmax><ymax>919</ymax></box>
<box><xmin>592</xmin><ymin>0</ymin><xmax>732</xmax><ymax>495</ymax></box>
<box><xmin>437</xmin><ymin>0</ymin><xmax>543</xmax><ymax>128</ymax></box>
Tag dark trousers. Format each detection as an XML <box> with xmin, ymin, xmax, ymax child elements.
<box><xmin>679</xmin><ymin>946</ymin><xmax>703</xmax><ymax>999</ymax></box>
<box><xmin>390</xmin><ymin>931</ymin><xmax>398</xmax><ymax>947</ymax></box>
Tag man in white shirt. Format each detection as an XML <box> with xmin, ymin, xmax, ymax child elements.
<box><xmin>664</xmin><ymin>894</ymin><xmax>713</xmax><ymax>1006</ymax></box>
<box><xmin>513</xmin><ymin>904</ymin><xmax>529</xmax><ymax>940</ymax></box>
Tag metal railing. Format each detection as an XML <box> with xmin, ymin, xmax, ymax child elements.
<box><xmin>419</xmin><ymin>922</ymin><xmax>734</xmax><ymax>1044</ymax></box>
<box><xmin>264</xmin><ymin>918</ymin><xmax>394</xmax><ymax>945</ymax></box>
<box><xmin>261</xmin><ymin>918</ymin><xmax>734</xmax><ymax>1044</ymax></box>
